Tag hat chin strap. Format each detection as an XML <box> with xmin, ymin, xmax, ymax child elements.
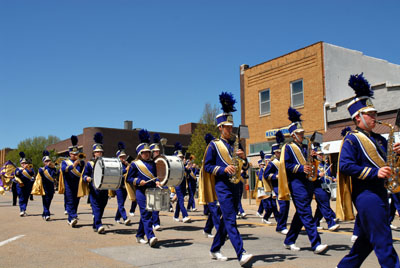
<box><xmin>360</xmin><ymin>112</ymin><xmax>371</xmax><ymax>130</ymax></box>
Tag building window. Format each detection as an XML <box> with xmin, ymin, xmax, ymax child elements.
<box><xmin>291</xmin><ymin>79</ymin><xmax>304</xmax><ymax>107</ymax></box>
<box><xmin>259</xmin><ymin>89</ymin><xmax>270</xmax><ymax>115</ymax></box>
<box><xmin>249</xmin><ymin>142</ymin><xmax>272</xmax><ymax>155</ymax></box>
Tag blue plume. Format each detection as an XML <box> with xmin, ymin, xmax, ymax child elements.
<box><xmin>19</xmin><ymin>151</ymin><xmax>25</xmax><ymax>158</ymax></box>
<box><xmin>204</xmin><ymin>133</ymin><xmax>214</xmax><ymax>145</ymax></box>
<box><xmin>348</xmin><ymin>73</ymin><xmax>373</xmax><ymax>98</ymax></box>
<box><xmin>138</xmin><ymin>129</ymin><xmax>150</xmax><ymax>143</ymax></box>
<box><xmin>153</xmin><ymin>133</ymin><xmax>161</xmax><ymax>143</ymax></box>
<box><xmin>341</xmin><ymin>126</ymin><xmax>352</xmax><ymax>137</ymax></box>
<box><xmin>174</xmin><ymin>142</ymin><xmax>182</xmax><ymax>151</ymax></box>
<box><xmin>70</xmin><ymin>135</ymin><xmax>78</xmax><ymax>146</ymax></box>
<box><xmin>117</xmin><ymin>141</ymin><xmax>125</xmax><ymax>150</ymax></box>
<box><xmin>219</xmin><ymin>92</ymin><xmax>237</xmax><ymax>113</ymax></box>
<box><xmin>42</xmin><ymin>150</ymin><xmax>50</xmax><ymax>157</ymax></box>
<box><xmin>275</xmin><ymin>130</ymin><xmax>284</xmax><ymax>144</ymax></box>
<box><xmin>94</xmin><ymin>132</ymin><xmax>103</xmax><ymax>144</ymax></box>
<box><xmin>288</xmin><ymin>107</ymin><xmax>302</xmax><ymax>123</ymax></box>
<box><xmin>259</xmin><ymin>150</ymin><xmax>265</xmax><ymax>160</ymax></box>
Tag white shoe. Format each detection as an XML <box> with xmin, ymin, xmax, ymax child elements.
<box><xmin>210</xmin><ymin>251</ymin><xmax>228</xmax><ymax>261</ymax></box>
<box><xmin>45</xmin><ymin>216</ymin><xmax>50</xmax><ymax>221</ymax></box>
<box><xmin>124</xmin><ymin>219</ymin><xmax>131</xmax><ymax>225</ymax></box>
<box><xmin>239</xmin><ymin>252</ymin><xmax>253</xmax><ymax>266</ymax></box>
<box><xmin>182</xmin><ymin>217</ymin><xmax>191</xmax><ymax>223</ymax></box>
<box><xmin>129</xmin><ymin>212</ymin><xmax>134</xmax><ymax>216</ymax></box>
<box><xmin>97</xmin><ymin>226</ymin><xmax>105</xmax><ymax>234</ymax></box>
<box><xmin>279</xmin><ymin>229</ymin><xmax>288</xmax><ymax>235</ymax></box>
<box><xmin>69</xmin><ymin>218</ymin><xmax>78</xmax><ymax>227</ymax></box>
<box><xmin>241</xmin><ymin>212</ymin><xmax>247</xmax><ymax>219</ymax></box>
<box><xmin>173</xmin><ymin>217</ymin><xmax>180</xmax><ymax>222</ymax></box>
<box><xmin>64</xmin><ymin>210</ymin><xmax>68</xmax><ymax>215</ymax></box>
<box><xmin>328</xmin><ymin>224</ymin><xmax>340</xmax><ymax>231</ymax></box>
<box><xmin>202</xmin><ymin>230</ymin><xmax>214</xmax><ymax>238</ymax></box>
<box><xmin>284</xmin><ymin>243</ymin><xmax>300</xmax><ymax>251</ymax></box>
<box><xmin>262</xmin><ymin>219</ymin><xmax>272</xmax><ymax>225</ymax></box>
<box><xmin>19</xmin><ymin>211</ymin><xmax>26</xmax><ymax>217</ymax></box>
<box><xmin>169</xmin><ymin>208</ymin><xmax>173</xmax><ymax>212</ymax></box>
<box><xmin>136</xmin><ymin>237</ymin><xmax>148</xmax><ymax>244</ymax></box>
<box><xmin>351</xmin><ymin>235</ymin><xmax>358</xmax><ymax>243</ymax></box>
<box><xmin>391</xmin><ymin>224</ymin><xmax>398</xmax><ymax>230</ymax></box>
<box><xmin>317</xmin><ymin>226</ymin><xmax>323</xmax><ymax>230</ymax></box>
<box><xmin>314</xmin><ymin>244</ymin><xmax>328</xmax><ymax>254</ymax></box>
<box><xmin>153</xmin><ymin>225</ymin><xmax>161</xmax><ymax>231</ymax></box>
<box><xmin>256</xmin><ymin>212</ymin><xmax>263</xmax><ymax>218</ymax></box>
<box><xmin>192</xmin><ymin>208</ymin><xmax>198</xmax><ymax>212</ymax></box>
<box><xmin>115</xmin><ymin>220</ymin><xmax>122</xmax><ymax>224</ymax></box>
<box><xmin>149</xmin><ymin>236</ymin><xmax>158</xmax><ymax>247</ymax></box>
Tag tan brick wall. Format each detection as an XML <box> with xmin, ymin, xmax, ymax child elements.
<box><xmin>242</xmin><ymin>42</ymin><xmax>326</xmax><ymax>153</ymax></box>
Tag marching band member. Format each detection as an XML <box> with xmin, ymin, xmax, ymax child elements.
<box><xmin>59</xmin><ymin>135</ymin><xmax>84</xmax><ymax>227</ymax></box>
<box><xmin>186</xmin><ymin>156</ymin><xmax>198</xmax><ymax>212</ymax></box>
<box><xmin>336</xmin><ymin>73</ymin><xmax>400</xmax><ymax>267</ymax></box>
<box><xmin>264</xmin><ymin>130</ymin><xmax>289</xmax><ymax>234</ymax></box>
<box><xmin>278</xmin><ymin>107</ymin><xmax>327</xmax><ymax>254</ymax></box>
<box><xmin>236</xmin><ymin>169</ymin><xmax>247</xmax><ymax>219</ymax></box>
<box><xmin>150</xmin><ymin>133</ymin><xmax>162</xmax><ymax>230</ymax></box>
<box><xmin>126</xmin><ymin>129</ymin><xmax>159</xmax><ymax>247</ymax></box>
<box><xmin>261</xmin><ymin>152</ymin><xmax>279</xmax><ymax>225</ymax></box>
<box><xmin>80</xmin><ymin>133</ymin><xmax>110</xmax><ymax>234</ymax></box>
<box><xmin>32</xmin><ymin>151</ymin><xmax>58</xmax><ymax>221</ymax></box>
<box><xmin>201</xmin><ymin>133</ymin><xmax>222</xmax><ymax>238</ymax></box>
<box><xmin>173</xmin><ymin>142</ymin><xmax>191</xmax><ymax>223</ymax></box>
<box><xmin>255</xmin><ymin>155</ymin><xmax>266</xmax><ymax>218</ymax></box>
<box><xmin>312</xmin><ymin>148</ymin><xmax>339</xmax><ymax>231</ymax></box>
<box><xmin>14</xmin><ymin>152</ymin><xmax>35</xmax><ymax>216</ymax></box>
<box><xmin>114</xmin><ymin>141</ymin><xmax>132</xmax><ymax>226</ymax></box>
<box><xmin>199</xmin><ymin>92</ymin><xmax>253</xmax><ymax>266</ymax></box>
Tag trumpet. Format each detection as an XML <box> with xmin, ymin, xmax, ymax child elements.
<box><xmin>27</xmin><ymin>164</ymin><xmax>33</xmax><ymax>169</ymax></box>
<box><xmin>78</xmin><ymin>152</ymin><xmax>86</xmax><ymax>160</ymax></box>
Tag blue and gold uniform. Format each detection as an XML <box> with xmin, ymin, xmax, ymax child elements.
<box><xmin>14</xmin><ymin>151</ymin><xmax>35</xmax><ymax>216</ymax></box>
<box><xmin>336</xmin><ymin>73</ymin><xmax>399</xmax><ymax>268</ymax></box>
<box><xmin>260</xmin><ymin>153</ymin><xmax>279</xmax><ymax>225</ymax></box>
<box><xmin>186</xmin><ymin>158</ymin><xmax>198</xmax><ymax>212</ymax></box>
<box><xmin>279</xmin><ymin>107</ymin><xmax>326</xmax><ymax>253</ymax></box>
<box><xmin>126</xmin><ymin>129</ymin><xmax>158</xmax><ymax>247</ymax></box>
<box><xmin>199</xmin><ymin>92</ymin><xmax>253</xmax><ymax>265</ymax></box>
<box><xmin>173</xmin><ymin>142</ymin><xmax>191</xmax><ymax>222</ymax></box>
<box><xmin>59</xmin><ymin>135</ymin><xmax>84</xmax><ymax>226</ymax></box>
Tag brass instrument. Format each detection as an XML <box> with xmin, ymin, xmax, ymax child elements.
<box><xmin>376</xmin><ymin>120</ymin><xmax>400</xmax><ymax>193</ymax></box>
<box><xmin>303</xmin><ymin>137</ymin><xmax>318</xmax><ymax>181</ymax></box>
<box><xmin>228</xmin><ymin>134</ymin><xmax>243</xmax><ymax>184</ymax></box>
<box><xmin>78</xmin><ymin>152</ymin><xmax>86</xmax><ymax>160</ymax></box>
<box><xmin>27</xmin><ymin>164</ymin><xmax>33</xmax><ymax>169</ymax></box>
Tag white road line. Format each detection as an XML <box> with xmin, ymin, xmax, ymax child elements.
<box><xmin>0</xmin><ymin>235</ymin><xmax>25</xmax><ymax>247</ymax></box>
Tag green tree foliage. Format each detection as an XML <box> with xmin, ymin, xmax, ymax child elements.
<box><xmin>6</xmin><ymin>135</ymin><xmax>60</xmax><ymax>170</ymax></box>
<box><xmin>188</xmin><ymin>103</ymin><xmax>220</xmax><ymax>165</ymax></box>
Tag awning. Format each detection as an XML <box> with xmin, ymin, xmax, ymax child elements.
<box><xmin>321</xmin><ymin>140</ymin><xmax>342</xmax><ymax>154</ymax></box>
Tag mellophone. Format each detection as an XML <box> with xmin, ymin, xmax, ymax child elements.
<box><xmin>92</xmin><ymin>155</ymin><xmax>185</xmax><ymax>211</ymax></box>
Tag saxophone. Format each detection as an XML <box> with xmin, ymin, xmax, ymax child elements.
<box><xmin>228</xmin><ymin>134</ymin><xmax>243</xmax><ymax>184</ymax></box>
<box><xmin>304</xmin><ymin>137</ymin><xmax>318</xmax><ymax>181</ymax></box>
<box><xmin>376</xmin><ymin>120</ymin><xmax>400</xmax><ymax>193</ymax></box>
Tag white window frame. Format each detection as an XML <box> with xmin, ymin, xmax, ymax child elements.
<box><xmin>259</xmin><ymin>89</ymin><xmax>271</xmax><ymax>115</ymax></box>
<box><xmin>290</xmin><ymin>79</ymin><xmax>304</xmax><ymax>107</ymax></box>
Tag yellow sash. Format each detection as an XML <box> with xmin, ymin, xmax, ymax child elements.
<box><xmin>198</xmin><ymin>144</ymin><xmax>217</xmax><ymax>205</ymax></box>
<box><xmin>336</xmin><ymin>131</ymin><xmax>385</xmax><ymax>221</ymax></box>
<box><xmin>31</xmin><ymin>172</ymin><xmax>45</xmax><ymax>196</ymax></box>
<box><xmin>134</xmin><ymin>160</ymin><xmax>156</xmax><ymax>180</ymax></box>
<box><xmin>43</xmin><ymin>169</ymin><xmax>55</xmax><ymax>182</ymax></box>
<box><xmin>58</xmin><ymin>159</ymin><xmax>74</xmax><ymax>194</ymax></box>
<box><xmin>287</xmin><ymin>143</ymin><xmax>306</xmax><ymax>165</ymax></box>
<box><xmin>124</xmin><ymin>165</ymin><xmax>136</xmax><ymax>201</ymax></box>
<box><xmin>77</xmin><ymin>161</ymin><xmax>92</xmax><ymax>197</ymax></box>
<box><xmin>278</xmin><ymin>144</ymin><xmax>291</xmax><ymax>201</ymax></box>
<box><xmin>214</xmin><ymin>140</ymin><xmax>244</xmax><ymax>170</ymax></box>
<box><xmin>22</xmin><ymin>169</ymin><xmax>35</xmax><ymax>181</ymax></box>
<box><xmin>271</xmin><ymin>159</ymin><xmax>280</xmax><ymax>170</ymax></box>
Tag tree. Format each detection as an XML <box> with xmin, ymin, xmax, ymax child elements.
<box><xmin>188</xmin><ymin>103</ymin><xmax>220</xmax><ymax>165</ymax></box>
<box><xmin>6</xmin><ymin>135</ymin><xmax>60</xmax><ymax>170</ymax></box>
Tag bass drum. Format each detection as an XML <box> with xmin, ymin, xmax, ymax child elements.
<box><xmin>154</xmin><ymin>155</ymin><xmax>184</xmax><ymax>187</ymax></box>
<box><xmin>93</xmin><ymin>157</ymin><xmax>123</xmax><ymax>190</ymax></box>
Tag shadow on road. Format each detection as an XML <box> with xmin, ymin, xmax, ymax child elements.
<box><xmin>156</xmin><ymin>238</ymin><xmax>193</xmax><ymax>248</ymax></box>
<box><xmin>245</xmin><ymin>253</ymin><xmax>298</xmax><ymax>267</ymax></box>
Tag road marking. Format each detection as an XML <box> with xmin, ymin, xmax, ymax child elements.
<box><xmin>0</xmin><ymin>235</ymin><xmax>25</xmax><ymax>247</ymax></box>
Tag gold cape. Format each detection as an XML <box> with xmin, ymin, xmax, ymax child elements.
<box><xmin>31</xmin><ymin>172</ymin><xmax>45</xmax><ymax>196</ymax></box>
<box><xmin>198</xmin><ymin>143</ymin><xmax>217</xmax><ymax>205</ymax></box>
<box><xmin>336</xmin><ymin>131</ymin><xmax>385</xmax><ymax>221</ymax></box>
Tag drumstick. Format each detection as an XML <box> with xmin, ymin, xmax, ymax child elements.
<box><xmin>144</xmin><ymin>177</ymin><xmax>163</xmax><ymax>189</ymax></box>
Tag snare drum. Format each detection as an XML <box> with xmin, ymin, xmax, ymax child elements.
<box><xmin>93</xmin><ymin>157</ymin><xmax>123</xmax><ymax>190</ymax></box>
<box><xmin>329</xmin><ymin>182</ymin><xmax>337</xmax><ymax>201</ymax></box>
<box><xmin>154</xmin><ymin>155</ymin><xmax>184</xmax><ymax>187</ymax></box>
<box><xmin>145</xmin><ymin>187</ymin><xmax>170</xmax><ymax>211</ymax></box>
<box><xmin>256</xmin><ymin>187</ymin><xmax>270</xmax><ymax>200</ymax></box>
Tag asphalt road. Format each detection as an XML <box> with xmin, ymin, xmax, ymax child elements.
<box><xmin>1</xmin><ymin>193</ymin><xmax>400</xmax><ymax>268</ymax></box>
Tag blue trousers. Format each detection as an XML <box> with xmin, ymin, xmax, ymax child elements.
<box><xmin>187</xmin><ymin>179</ymin><xmax>196</xmax><ymax>210</ymax></box>
<box><xmin>65</xmin><ymin>184</ymin><xmax>80</xmax><ymax>222</ymax></box>
<box><xmin>89</xmin><ymin>188</ymin><xmax>109</xmax><ymax>230</ymax></box>
<box><xmin>41</xmin><ymin>192</ymin><xmax>54</xmax><ymax>217</ymax></box>
<box><xmin>16</xmin><ymin>183</ymin><xmax>32</xmax><ymax>212</ymax></box>
<box><xmin>152</xmin><ymin>211</ymin><xmax>160</xmax><ymax>226</ymax></box>
<box><xmin>262</xmin><ymin>196</ymin><xmax>279</xmax><ymax>222</ymax></box>
<box><xmin>274</xmin><ymin>186</ymin><xmax>289</xmax><ymax>231</ymax></box>
<box><xmin>313</xmin><ymin>187</ymin><xmax>336</xmax><ymax>228</ymax></box>
<box><xmin>210</xmin><ymin>179</ymin><xmax>245</xmax><ymax>260</ymax></box>
<box><xmin>257</xmin><ymin>202</ymin><xmax>264</xmax><ymax>215</ymax></box>
<box><xmin>136</xmin><ymin>188</ymin><xmax>155</xmax><ymax>240</ymax></box>
<box><xmin>204</xmin><ymin>201</ymin><xmax>221</xmax><ymax>234</ymax></box>
<box><xmin>237</xmin><ymin>181</ymin><xmax>245</xmax><ymax>214</ymax></box>
<box><xmin>338</xmin><ymin>191</ymin><xmax>400</xmax><ymax>268</ymax></box>
<box><xmin>284</xmin><ymin>179</ymin><xmax>321</xmax><ymax>251</ymax></box>
<box><xmin>174</xmin><ymin>188</ymin><xmax>189</xmax><ymax>219</ymax></box>
<box><xmin>115</xmin><ymin>187</ymin><xmax>128</xmax><ymax>221</ymax></box>
<box><xmin>130</xmin><ymin>200</ymin><xmax>137</xmax><ymax>213</ymax></box>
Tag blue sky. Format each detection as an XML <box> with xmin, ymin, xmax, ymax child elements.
<box><xmin>1</xmin><ymin>0</ymin><xmax>399</xmax><ymax>149</ymax></box>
